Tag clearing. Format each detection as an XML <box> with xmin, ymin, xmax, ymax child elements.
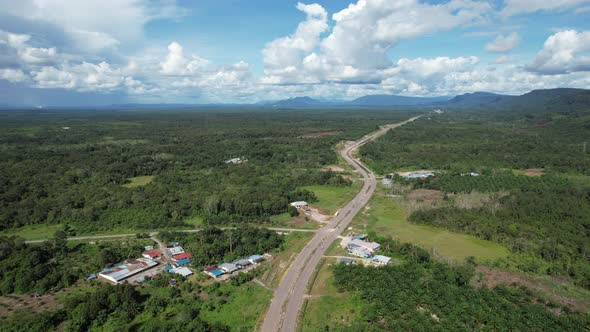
<box><xmin>122</xmin><ymin>175</ymin><xmax>155</xmax><ymax>188</ymax></box>
<box><xmin>300</xmin><ymin>183</ymin><xmax>361</xmax><ymax>215</ymax></box>
<box><xmin>352</xmin><ymin>191</ymin><xmax>509</xmax><ymax>263</ymax></box>
<box><xmin>258</xmin><ymin>232</ymin><xmax>314</xmax><ymax>289</ymax></box>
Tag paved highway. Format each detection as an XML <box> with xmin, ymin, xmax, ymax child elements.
<box><xmin>260</xmin><ymin>116</ymin><xmax>420</xmax><ymax>332</ymax></box>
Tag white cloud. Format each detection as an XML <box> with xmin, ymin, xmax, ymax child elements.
<box><xmin>491</xmin><ymin>55</ymin><xmax>514</xmax><ymax>64</ymax></box>
<box><xmin>262</xmin><ymin>2</ymin><xmax>328</xmax><ymax>79</ymax></box>
<box><xmin>0</xmin><ymin>68</ymin><xmax>27</xmax><ymax>82</ymax></box>
<box><xmin>160</xmin><ymin>41</ymin><xmax>210</xmax><ymax>76</ymax></box>
<box><xmin>485</xmin><ymin>32</ymin><xmax>520</xmax><ymax>53</ymax></box>
<box><xmin>501</xmin><ymin>0</ymin><xmax>590</xmax><ymax>16</ymax></box>
<box><xmin>0</xmin><ymin>0</ymin><xmax>184</xmax><ymax>53</ymax></box>
<box><xmin>0</xmin><ymin>30</ymin><xmax>71</xmax><ymax>65</ymax></box>
<box><xmin>527</xmin><ymin>30</ymin><xmax>590</xmax><ymax>74</ymax></box>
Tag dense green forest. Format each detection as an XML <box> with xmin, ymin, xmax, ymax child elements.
<box><xmin>0</xmin><ymin>234</ymin><xmax>150</xmax><ymax>295</ymax></box>
<box><xmin>330</xmin><ymin>236</ymin><xmax>590</xmax><ymax>331</ymax></box>
<box><xmin>360</xmin><ymin>110</ymin><xmax>590</xmax><ymax>175</ymax></box>
<box><xmin>361</xmin><ymin>109</ymin><xmax>590</xmax><ymax>289</ymax></box>
<box><xmin>159</xmin><ymin>226</ymin><xmax>284</xmax><ymax>267</ymax></box>
<box><xmin>0</xmin><ymin>109</ymin><xmax>415</xmax><ymax>233</ymax></box>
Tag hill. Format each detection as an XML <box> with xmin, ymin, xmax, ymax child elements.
<box><xmin>350</xmin><ymin>94</ymin><xmax>451</xmax><ymax>106</ymax></box>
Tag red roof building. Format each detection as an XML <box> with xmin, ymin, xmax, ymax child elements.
<box><xmin>142</xmin><ymin>249</ymin><xmax>162</xmax><ymax>259</ymax></box>
<box><xmin>172</xmin><ymin>253</ymin><xmax>192</xmax><ymax>261</ymax></box>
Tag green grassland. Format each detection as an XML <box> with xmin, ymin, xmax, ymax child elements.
<box><xmin>200</xmin><ymin>283</ymin><xmax>272</xmax><ymax>331</ymax></box>
<box><xmin>121</xmin><ymin>175</ymin><xmax>155</xmax><ymax>188</ymax></box>
<box><xmin>352</xmin><ymin>189</ymin><xmax>509</xmax><ymax>262</ymax></box>
<box><xmin>300</xmin><ymin>183</ymin><xmax>361</xmax><ymax>215</ymax></box>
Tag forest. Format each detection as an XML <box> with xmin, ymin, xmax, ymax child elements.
<box><xmin>0</xmin><ymin>109</ymin><xmax>416</xmax><ymax>234</ymax></box>
<box><xmin>330</xmin><ymin>236</ymin><xmax>590</xmax><ymax>331</ymax></box>
<box><xmin>159</xmin><ymin>226</ymin><xmax>284</xmax><ymax>267</ymax></box>
<box><xmin>360</xmin><ymin>108</ymin><xmax>590</xmax><ymax>289</ymax></box>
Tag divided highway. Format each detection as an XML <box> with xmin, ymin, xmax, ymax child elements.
<box><xmin>260</xmin><ymin>116</ymin><xmax>420</xmax><ymax>332</ymax></box>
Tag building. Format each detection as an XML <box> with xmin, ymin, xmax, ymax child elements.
<box><xmin>233</xmin><ymin>259</ymin><xmax>252</xmax><ymax>268</ymax></box>
<box><xmin>144</xmin><ymin>245</ymin><xmax>154</xmax><ymax>251</ymax></box>
<box><xmin>248</xmin><ymin>255</ymin><xmax>264</xmax><ymax>264</ymax></box>
<box><xmin>219</xmin><ymin>263</ymin><xmax>238</xmax><ymax>273</ymax></box>
<box><xmin>168</xmin><ymin>246</ymin><xmax>185</xmax><ymax>256</ymax></box>
<box><xmin>349</xmin><ymin>247</ymin><xmax>371</xmax><ymax>258</ymax></box>
<box><xmin>372</xmin><ymin>255</ymin><xmax>391</xmax><ymax>265</ymax></box>
<box><xmin>98</xmin><ymin>258</ymin><xmax>157</xmax><ymax>284</ymax></box>
<box><xmin>142</xmin><ymin>249</ymin><xmax>161</xmax><ymax>259</ymax></box>
<box><xmin>404</xmin><ymin>172</ymin><xmax>434</xmax><ymax>180</ymax></box>
<box><xmin>348</xmin><ymin>239</ymin><xmax>380</xmax><ymax>254</ymax></box>
<box><xmin>225</xmin><ymin>157</ymin><xmax>246</xmax><ymax>164</ymax></box>
<box><xmin>354</xmin><ymin>234</ymin><xmax>368</xmax><ymax>240</ymax></box>
<box><xmin>382</xmin><ymin>178</ymin><xmax>393</xmax><ymax>186</ymax></box>
<box><xmin>172</xmin><ymin>253</ymin><xmax>192</xmax><ymax>262</ymax></box>
<box><xmin>171</xmin><ymin>267</ymin><xmax>193</xmax><ymax>278</ymax></box>
<box><xmin>290</xmin><ymin>201</ymin><xmax>308</xmax><ymax>209</ymax></box>
<box><xmin>174</xmin><ymin>258</ymin><xmax>191</xmax><ymax>266</ymax></box>
<box><xmin>204</xmin><ymin>265</ymin><xmax>225</xmax><ymax>278</ymax></box>
<box><xmin>337</xmin><ymin>257</ymin><xmax>355</xmax><ymax>264</ymax></box>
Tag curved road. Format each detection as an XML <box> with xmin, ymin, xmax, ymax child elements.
<box><xmin>260</xmin><ymin>116</ymin><xmax>420</xmax><ymax>332</ymax></box>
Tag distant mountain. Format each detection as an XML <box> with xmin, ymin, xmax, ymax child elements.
<box><xmin>266</xmin><ymin>96</ymin><xmax>327</xmax><ymax>108</ymax></box>
<box><xmin>446</xmin><ymin>88</ymin><xmax>590</xmax><ymax>111</ymax></box>
<box><xmin>350</xmin><ymin>94</ymin><xmax>451</xmax><ymax>106</ymax></box>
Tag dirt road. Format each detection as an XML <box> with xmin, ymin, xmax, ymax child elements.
<box><xmin>259</xmin><ymin>116</ymin><xmax>420</xmax><ymax>332</ymax></box>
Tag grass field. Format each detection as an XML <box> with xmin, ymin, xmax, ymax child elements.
<box><xmin>200</xmin><ymin>283</ymin><xmax>272</xmax><ymax>331</ymax></box>
<box><xmin>300</xmin><ymin>183</ymin><xmax>361</xmax><ymax>215</ymax></box>
<box><xmin>121</xmin><ymin>175</ymin><xmax>155</xmax><ymax>188</ymax></box>
<box><xmin>259</xmin><ymin>232</ymin><xmax>314</xmax><ymax>288</ymax></box>
<box><xmin>298</xmin><ymin>294</ymin><xmax>364</xmax><ymax>332</ymax></box>
<box><xmin>353</xmin><ymin>190</ymin><xmax>509</xmax><ymax>263</ymax></box>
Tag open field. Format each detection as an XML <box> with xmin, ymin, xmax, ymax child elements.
<box><xmin>200</xmin><ymin>283</ymin><xmax>272</xmax><ymax>331</ymax></box>
<box><xmin>352</xmin><ymin>190</ymin><xmax>509</xmax><ymax>263</ymax></box>
<box><xmin>121</xmin><ymin>175</ymin><xmax>155</xmax><ymax>188</ymax></box>
<box><xmin>300</xmin><ymin>183</ymin><xmax>361</xmax><ymax>215</ymax></box>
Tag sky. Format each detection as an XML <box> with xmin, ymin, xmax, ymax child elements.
<box><xmin>0</xmin><ymin>0</ymin><xmax>589</xmax><ymax>106</ymax></box>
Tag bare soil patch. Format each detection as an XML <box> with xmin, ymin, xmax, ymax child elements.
<box><xmin>523</xmin><ymin>168</ymin><xmax>545</xmax><ymax>177</ymax></box>
<box><xmin>299</xmin><ymin>131</ymin><xmax>341</xmax><ymax>139</ymax></box>
<box><xmin>475</xmin><ymin>266</ymin><xmax>590</xmax><ymax>313</ymax></box>
<box><xmin>322</xmin><ymin>165</ymin><xmax>346</xmax><ymax>172</ymax></box>
<box><xmin>407</xmin><ymin>189</ymin><xmax>444</xmax><ymax>202</ymax></box>
<box><xmin>0</xmin><ymin>293</ymin><xmax>61</xmax><ymax>318</ymax></box>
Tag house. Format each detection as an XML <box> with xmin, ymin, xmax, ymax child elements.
<box><xmin>171</xmin><ymin>267</ymin><xmax>193</xmax><ymax>278</ymax></box>
<box><xmin>233</xmin><ymin>259</ymin><xmax>252</xmax><ymax>268</ymax></box>
<box><xmin>337</xmin><ymin>257</ymin><xmax>355</xmax><ymax>265</ymax></box>
<box><xmin>349</xmin><ymin>247</ymin><xmax>371</xmax><ymax>258</ymax></box>
<box><xmin>98</xmin><ymin>258</ymin><xmax>157</xmax><ymax>284</ymax></box>
<box><xmin>404</xmin><ymin>172</ymin><xmax>434</xmax><ymax>180</ymax></box>
<box><xmin>86</xmin><ymin>273</ymin><xmax>97</xmax><ymax>280</ymax></box>
<box><xmin>144</xmin><ymin>245</ymin><xmax>154</xmax><ymax>251</ymax></box>
<box><xmin>382</xmin><ymin>178</ymin><xmax>393</xmax><ymax>186</ymax></box>
<box><xmin>348</xmin><ymin>238</ymin><xmax>380</xmax><ymax>254</ymax></box>
<box><xmin>168</xmin><ymin>246</ymin><xmax>185</xmax><ymax>255</ymax></box>
<box><xmin>290</xmin><ymin>201</ymin><xmax>308</xmax><ymax>209</ymax></box>
<box><xmin>174</xmin><ymin>258</ymin><xmax>191</xmax><ymax>266</ymax></box>
<box><xmin>372</xmin><ymin>255</ymin><xmax>391</xmax><ymax>265</ymax></box>
<box><xmin>172</xmin><ymin>253</ymin><xmax>192</xmax><ymax>261</ymax></box>
<box><xmin>225</xmin><ymin>157</ymin><xmax>246</xmax><ymax>164</ymax></box>
<box><xmin>354</xmin><ymin>234</ymin><xmax>368</xmax><ymax>240</ymax></box>
<box><xmin>142</xmin><ymin>249</ymin><xmax>161</xmax><ymax>259</ymax></box>
<box><xmin>204</xmin><ymin>265</ymin><xmax>225</xmax><ymax>278</ymax></box>
<box><xmin>248</xmin><ymin>255</ymin><xmax>264</xmax><ymax>264</ymax></box>
<box><xmin>219</xmin><ymin>263</ymin><xmax>238</xmax><ymax>273</ymax></box>
<box><xmin>164</xmin><ymin>265</ymin><xmax>173</xmax><ymax>272</ymax></box>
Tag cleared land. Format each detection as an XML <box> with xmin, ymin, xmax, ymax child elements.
<box><xmin>121</xmin><ymin>175</ymin><xmax>155</xmax><ymax>188</ymax></box>
<box><xmin>300</xmin><ymin>184</ymin><xmax>361</xmax><ymax>215</ymax></box>
<box><xmin>352</xmin><ymin>189</ymin><xmax>509</xmax><ymax>262</ymax></box>
<box><xmin>259</xmin><ymin>232</ymin><xmax>314</xmax><ymax>289</ymax></box>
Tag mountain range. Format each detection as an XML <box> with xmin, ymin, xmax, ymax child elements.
<box><xmin>2</xmin><ymin>88</ymin><xmax>589</xmax><ymax>111</ymax></box>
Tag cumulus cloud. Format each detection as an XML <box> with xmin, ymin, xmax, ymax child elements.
<box><xmin>0</xmin><ymin>0</ymin><xmax>184</xmax><ymax>53</ymax></box>
<box><xmin>527</xmin><ymin>30</ymin><xmax>590</xmax><ymax>74</ymax></box>
<box><xmin>160</xmin><ymin>41</ymin><xmax>210</xmax><ymax>76</ymax></box>
<box><xmin>0</xmin><ymin>68</ymin><xmax>27</xmax><ymax>82</ymax></box>
<box><xmin>485</xmin><ymin>32</ymin><xmax>520</xmax><ymax>53</ymax></box>
<box><xmin>262</xmin><ymin>0</ymin><xmax>491</xmax><ymax>85</ymax></box>
<box><xmin>0</xmin><ymin>30</ymin><xmax>63</xmax><ymax>65</ymax></box>
<box><xmin>501</xmin><ymin>0</ymin><xmax>590</xmax><ymax>16</ymax></box>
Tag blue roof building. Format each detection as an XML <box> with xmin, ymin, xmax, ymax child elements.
<box><xmin>349</xmin><ymin>247</ymin><xmax>371</xmax><ymax>258</ymax></box>
<box><xmin>175</xmin><ymin>258</ymin><xmax>191</xmax><ymax>266</ymax></box>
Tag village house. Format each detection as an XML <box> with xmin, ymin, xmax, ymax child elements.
<box><xmin>290</xmin><ymin>201</ymin><xmax>309</xmax><ymax>210</ymax></box>
<box><xmin>219</xmin><ymin>262</ymin><xmax>239</xmax><ymax>273</ymax></box>
<box><xmin>98</xmin><ymin>258</ymin><xmax>158</xmax><ymax>284</ymax></box>
<box><xmin>142</xmin><ymin>249</ymin><xmax>161</xmax><ymax>259</ymax></box>
<box><xmin>372</xmin><ymin>255</ymin><xmax>392</xmax><ymax>265</ymax></box>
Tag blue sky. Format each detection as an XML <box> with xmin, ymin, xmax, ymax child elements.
<box><xmin>0</xmin><ymin>0</ymin><xmax>589</xmax><ymax>106</ymax></box>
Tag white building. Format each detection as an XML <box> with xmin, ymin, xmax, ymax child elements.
<box><xmin>290</xmin><ymin>201</ymin><xmax>308</xmax><ymax>209</ymax></box>
<box><xmin>171</xmin><ymin>267</ymin><xmax>193</xmax><ymax>278</ymax></box>
<box><xmin>372</xmin><ymin>255</ymin><xmax>391</xmax><ymax>265</ymax></box>
<box><xmin>98</xmin><ymin>258</ymin><xmax>158</xmax><ymax>284</ymax></box>
<box><xmin>348</xmin><ymin>239</ymin><xmax>381</xmax><ymax>254</ymax></box>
